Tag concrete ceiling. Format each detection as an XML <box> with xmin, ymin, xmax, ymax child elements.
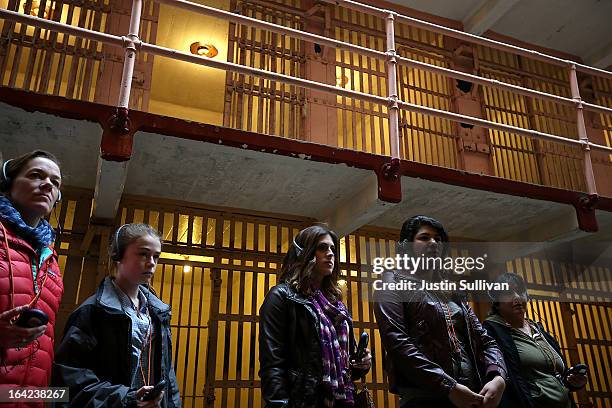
<box><xmin>370</xmin><ymin>177</ymin><xmax>580</xmax><ymax>241</ymax></box>
<box><xmin>127</xmin><ymin>132</ymin><xmax>596</xmax><ymax>242</ymax></box>
<box><xmin>392</xmin><ymin>0</ymin><xmax>612</xmax><ymax>68</ymax></box>
<box><xmin>396</xmin><ymin>0</ymin><xmax>483</xmax><ymax>22</ymax></box>
<box><xmin>126</xmin><ymin>131</ymin><xmax>372</xmax><ymax>218</ymax></box>
<box><xmin>596</xmin><ymin>209</ymin><xmax>612</xmax><ymax>237</ymax></box>
<box><xmin>0</xmin><ymin>102</ymin><xmax>101</xmax><ymax>189</ymax></box>
<box><xmin>3</xmin><ymin>101</ymin><xmax>610</xmax><ymax>244</ymax></box>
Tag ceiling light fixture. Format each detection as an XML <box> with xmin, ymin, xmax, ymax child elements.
<box><xmin>190</xmin><ymin>42</ymin><xmax>219</xmax><ymax>58</ymax></box>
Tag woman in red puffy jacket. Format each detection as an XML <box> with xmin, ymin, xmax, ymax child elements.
<box><xmin>0</xmin><ymin>150</ymin><xmax>64</xmax><ymax>404</ymax></box>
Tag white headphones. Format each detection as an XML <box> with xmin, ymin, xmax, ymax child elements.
<box><xmin>2</xmin><ymin>160</ymin><xmax>11</xmax><ymax>181</ymax></box>
<box><xmin>292</xmin><ymin>237</ymin><xmax>304</xmax><ymax>258</ymax></box>
<box><xmin>114</xmin><ymin>224</ymin><xmax>126</xmax><ymax>247</ymax></box>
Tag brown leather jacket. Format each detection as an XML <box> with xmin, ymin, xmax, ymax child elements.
<box><xmin>373</xmin><ymin>272</ymin><xmax>507</xmax><ymax>396</ymax></box>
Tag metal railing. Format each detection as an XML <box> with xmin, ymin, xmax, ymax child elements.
<box><xmin>1</xmin><ymin>0</ymin><xmax>611</xmax><ymax>195</ymax></box>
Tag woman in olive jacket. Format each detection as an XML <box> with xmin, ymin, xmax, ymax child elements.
<box><xmin>484</xmin><ymin>273</ymin><xmax>587</xmax><ymax>408</ymax></box>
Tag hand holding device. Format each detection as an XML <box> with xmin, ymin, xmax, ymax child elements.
<box><xmin>15</xmin><ymin>308</ymin><xmax>49</xmax><ymax>328</ymax></box>
<box><xmin>141</xmin><ymin>379</ymin><xmax>166</xmax><ymax>402</ymax></box>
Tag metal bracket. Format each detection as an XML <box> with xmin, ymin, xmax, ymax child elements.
<box><xmin>108</xmin><ymin>107</ymin><xmax>131</xmax><ymax>134</ymax></box>
<box><xmin>573</xmin><ymin>193</ymin><xmax>599</xmax><ymax>233</ymax></box>
<box><xmin>577</xmin><ymin>193</ymin><xmax>599</xmax><ymax>211</ymax></box>
<box><xmin>382</xmin><ymin>157</ymin><xmax>401</xmax><ymax>181</ymax></box>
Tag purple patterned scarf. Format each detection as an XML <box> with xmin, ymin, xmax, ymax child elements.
<box><xmin>310</xmin><ymin>289</ymin><xmax>355</xmax><ymax>407</ymax></box>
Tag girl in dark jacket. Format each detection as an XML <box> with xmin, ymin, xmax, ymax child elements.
<box><xmin>52</xmin><ymin>223</ymin><xmax>181</xmax><ymax>407</ymax></box>
<box><xmin>0</xmin><ymin>150</ymin><xmax>64</xmax><ymax>407</ymax></box>
<box><xmin>374</xmin><ymin>215</ymin><xmax>507</xmax><ymax>408</ymax></box>
<box><xmin>259</xmin><ymin>225</ymin><xmax>371</xmax><ymax>408</ymax></box>
<box><xmin>483</xmin><ymin>273</ymin><xmax>587</xmax><ymax>408</ymax></box>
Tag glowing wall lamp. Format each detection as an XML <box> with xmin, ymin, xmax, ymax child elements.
<box><xmin>190</xmin><ymin>42</ymin><xmax>219</xmax><ymax>58</ymax></box>
<box><xmin>183</xmin><ymin>256</ymin><xmax>191</xmax><ymax>273</ymax></box>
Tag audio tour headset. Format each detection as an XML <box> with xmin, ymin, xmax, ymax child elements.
<box><xmin>111</xmin><ymin>224</ymin><xmax>128</xmax><ymax>262</ymax></box>
<box><xmin>293</xmin><ymin>237</ymin><xmax>304</xmax><ymax>258</ymax></box>
<box><xmin>2</xmin><ymin>159</ymin><xmax>62</xmax><ymax>204</ymax></box>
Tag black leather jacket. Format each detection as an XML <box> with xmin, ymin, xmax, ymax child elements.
<box><xmin>52</xmin><ymin>278</ymin><xmax>181</xmax><ymax>407</ymax></box>
<box><xmin>373</xmin><ymin>272</ymin><xmax>507</xmax><ymax>397</ymax></box>
<box><xmin>258</xmin><ymin>282</ymin><xmax>367</xmax><ymax>408</ymax></box>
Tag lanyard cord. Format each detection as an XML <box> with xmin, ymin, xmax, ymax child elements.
<box><xmin>441</xmin><ymin>302</ymin><xmax>462</xmax><ymax>354</ymax></box>
<box><xmin>0</xmin><ymin>222</ymin><xmax>49</xmax><ymax>372</ymax></box>
<box><xmin>432</xmin><ymin>291</ymin><xmax>462</xmax><ymax>354</ymax></box>
<box><xmin>138</xmin><ymin>307</ymin><xmax>153</xmax><ymax>386</ymax></box>
<box><xmin>117</xmin><ymin>282</ymin><xmax>153</xmax><ymax>387</ymax></box>
<box><xmin>1</xmin><ymin>223</ymin><xmax>15</xmax><ymax>311</ymax></box>
<box><xmin>1</xmin><ymin>222</ymin><xmax>49</xmax><ymax>322</ymax></box>
<box><xmin>120</xmin><ymin>282</ymin><xmax>153</xmax><ymax>386</ymax></box>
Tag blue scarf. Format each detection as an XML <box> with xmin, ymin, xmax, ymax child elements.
<box><xmin>0</xmin><ymin>194</ymin><xmax>55</xmax><ymax>250</ymax></box>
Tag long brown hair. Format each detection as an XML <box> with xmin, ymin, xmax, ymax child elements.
<box><xmin>279</xmin><ymin>225</ymin><xmax>342</xmax><ymax>302</ymax></box>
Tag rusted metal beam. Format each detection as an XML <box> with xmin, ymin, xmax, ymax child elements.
<box><xmin>2</xmin><ymin>85</ymin><xmax>612</xmax><ymax>213</ymax></box>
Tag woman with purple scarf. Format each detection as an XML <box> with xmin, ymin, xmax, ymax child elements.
<box><xmin>259</xmin><ymin>225</ymin><xmax>371</xmax><ymax>408</ymax></box>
